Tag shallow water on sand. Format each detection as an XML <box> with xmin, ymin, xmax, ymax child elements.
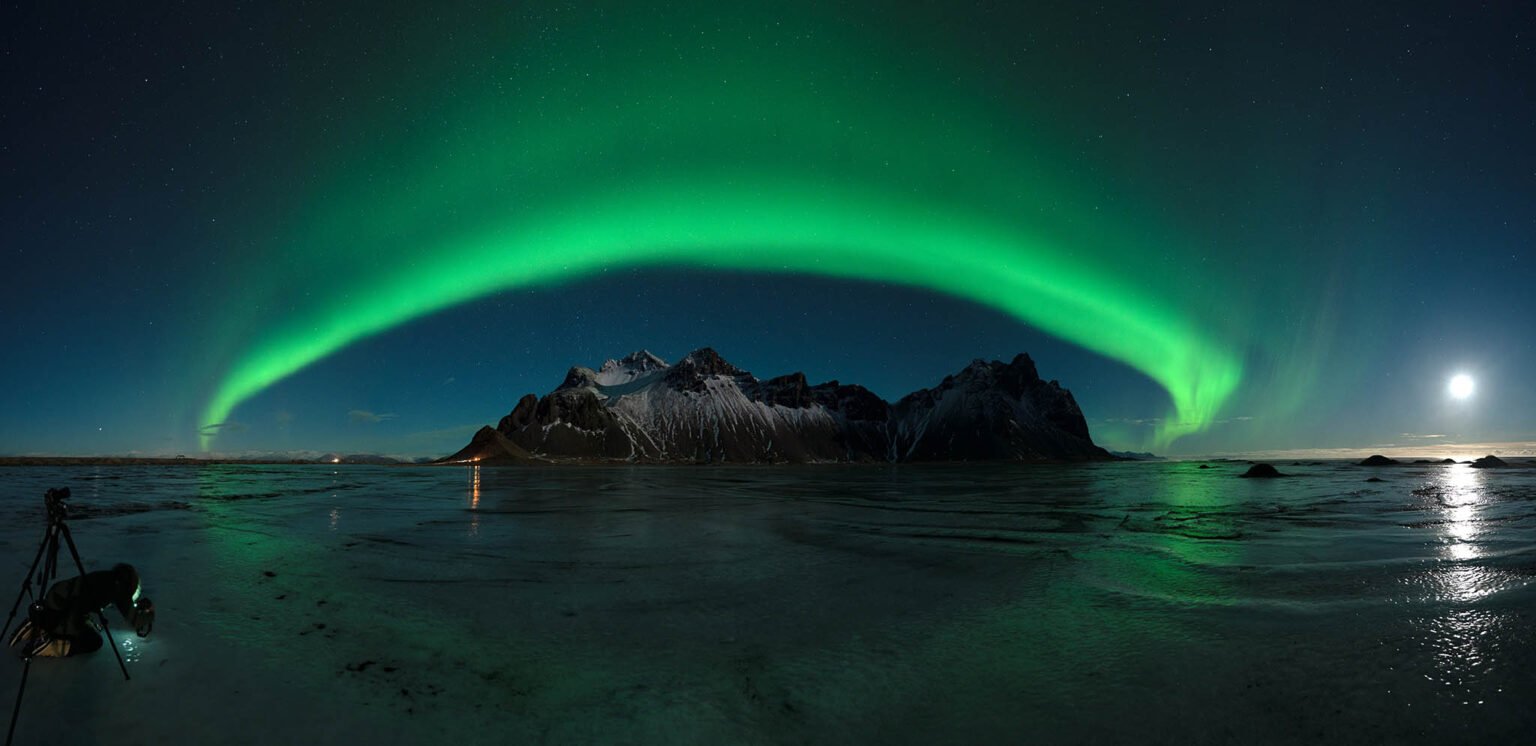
<box><xmin>1</xmin><ymin>461</ymin><xmax>1534</xmax><ymax>744</ymax></box>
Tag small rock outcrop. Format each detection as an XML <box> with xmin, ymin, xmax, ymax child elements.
<box><xmin>1470</xmin><ymin>455</ymin><xmax>1510</xmax><ymax>469</ymax></box>
<box><xmin>1359</xmin><ymin>455</ymin><xmax>1399</xmax><ymax>466</ymax></box>
<box><xmin>1239</xmin><ymin>463</ymin><xmax>1284</xmax><ymax>479</ymax></box>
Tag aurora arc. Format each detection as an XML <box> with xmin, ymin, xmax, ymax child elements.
<box><xmin>201</xmin><ymin>176</ymin><xmax>1240</xmax><ymax>449</ymax></box>
<box><xmin>197</xmin><ymin>5</ymin><xmax>1244</xmax><ymax>450</ymax></box>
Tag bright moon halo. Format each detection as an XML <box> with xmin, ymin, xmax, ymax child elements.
<box><xmin>1449</xmin><ymin>373</ymin><xmax>1475</xmax><ymax>400</ymax></box>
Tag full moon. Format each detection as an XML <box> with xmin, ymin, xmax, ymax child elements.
<box><xmin>1449</xmin><ymin>373</ymin><xmax>1475</xmax><ymax>400</ymax></box>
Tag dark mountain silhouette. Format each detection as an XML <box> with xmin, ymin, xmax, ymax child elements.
<box><xmin>447</xmin><ymin>348</ymin><xmax>1112</xmax><ymax>464</ymax></box>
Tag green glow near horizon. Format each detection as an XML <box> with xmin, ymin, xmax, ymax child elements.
<box><xmin>198</xmin><ymin>4</ymin><xmax>1245</xmax><ymax>449</ymax></box>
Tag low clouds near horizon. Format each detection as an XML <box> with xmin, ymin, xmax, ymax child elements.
<box><xmin>348</xmin><ymin>410</ymin><xmax>399</xmax><ymax>425</ymax></box>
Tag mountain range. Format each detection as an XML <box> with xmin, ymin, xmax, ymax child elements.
<box><xmin>446</xmin><ymin>348</ymin><xmax>1112</xmax><ymax>464</ymax></box>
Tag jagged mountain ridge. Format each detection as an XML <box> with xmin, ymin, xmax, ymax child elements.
<box><xmin>446</xmin><ymin>348</ymin><xmax>1111</xmax><ymax>463</ymax></box>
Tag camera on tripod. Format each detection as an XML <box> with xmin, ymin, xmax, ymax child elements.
<box><xmin>4</xmin><ymin>486</ymin><xmax>140</xmax><ymax>746</ymax></box>
<box><xmin>44</xmin><ymin>488</ymin><xmax>69</xmax><ymax>522</ymax></box>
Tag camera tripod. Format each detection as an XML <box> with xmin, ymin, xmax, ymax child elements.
<box><xmin>1</xmin><ymin>488</ymin><xmax>130</xmax><ymax>746</ymax></box>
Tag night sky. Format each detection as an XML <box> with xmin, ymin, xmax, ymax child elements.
<box><xmin>3</xmin><ymin>2</ymin><xmax>1533</xmax><ymax>458</ymax></box>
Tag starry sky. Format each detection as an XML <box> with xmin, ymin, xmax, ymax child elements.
<box><xmin>2</xmin><ymin>1</ymin><xmax>1533</xmax><ymax>458</ymax></box>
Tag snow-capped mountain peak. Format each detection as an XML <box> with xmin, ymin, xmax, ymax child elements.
<box><xmin>595</xmin><ymin>349</ymin><xmax>670</xmax><ymax>386</ymax></box>
<box><xmin>456</xmin><ymin>347</ymin><xmax>1109</xmax><ymax>464</ymax></box>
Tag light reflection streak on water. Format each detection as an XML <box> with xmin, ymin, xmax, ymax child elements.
<box><xmin>329</xmin><ymin>504</ymin><xmax>341</xmax><ymax>532</ymax></box>
<box><xmin>468</xmin><ymin>466</ymin><xmax>480</xmax><ymax>538</ymax></box>
<box><xmin>1439</xmin><ymin>465</ymin><xmax>1483</xmax><ymax>563</ymax></box>
<box><xmin>1423</xmin><ymin>463</ymin><xmax>1504</xmax><ymax>702</ymax></box>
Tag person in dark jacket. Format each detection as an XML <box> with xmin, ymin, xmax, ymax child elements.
<box><xmin>8</xmin><ymin>563</ymin><xmax>154</xmax><ymax>658</ymax></box>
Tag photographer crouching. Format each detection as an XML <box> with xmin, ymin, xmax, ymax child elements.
<box><xmin>8</xmin><ymin>563</ymin><xmax>154</xmax><ymax>658</ymax></box>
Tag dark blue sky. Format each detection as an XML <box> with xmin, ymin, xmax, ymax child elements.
<box><xmin>2</xmin><ymin>2</ymin><xmax>1533</xmax><ymax>458</ymax></box>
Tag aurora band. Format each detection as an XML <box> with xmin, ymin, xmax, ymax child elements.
<box><xmin>199</xmin><ymin>176</ymin><xmax>1241</xmax><ymax>450</ymax></box>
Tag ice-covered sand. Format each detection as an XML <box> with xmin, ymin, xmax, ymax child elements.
<box><xmin>1</xmin><ymin>461</ymin><xmax>1534</xmax><ymax>744</ymax></box>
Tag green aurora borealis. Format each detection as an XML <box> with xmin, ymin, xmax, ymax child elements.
<box><xmin>198</xmin><ymin>3</ymin><xmax>1248</xmax><ymax>449</ymax></box>
<box><xmin>10</xmin><ymin>1</ymin><xmax>1532</xmax><ymax>456</ymax></box>
<box><xmin>201</xmin><ymin>182</ymin><xmax>1243</xmax><ymax>448</ymax></box>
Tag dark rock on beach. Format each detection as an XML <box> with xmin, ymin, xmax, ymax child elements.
<box><xmin>1240</xmin><ymin>463</ymin><xmax>1284</xmax><ymax>478</ymax></box>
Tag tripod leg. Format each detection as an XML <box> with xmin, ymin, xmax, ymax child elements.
<box><xmin>2</xmin><ymin>525</ymin><xmax>54</xmax><ymax>746</ymax></box>
<box><xmin>5</xmin><ymin>657</ymin><xmax>33</xmax><ymax>746</ymax></box>
<box><xmin>54</xmin><ymin>524</ymin><xmax>130</xmax><ymax>682</ymax></box>
<box><xmin>0</xmin><ymin>525</ymin><xmax>55</xmax><ymax>642</ymax></box>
